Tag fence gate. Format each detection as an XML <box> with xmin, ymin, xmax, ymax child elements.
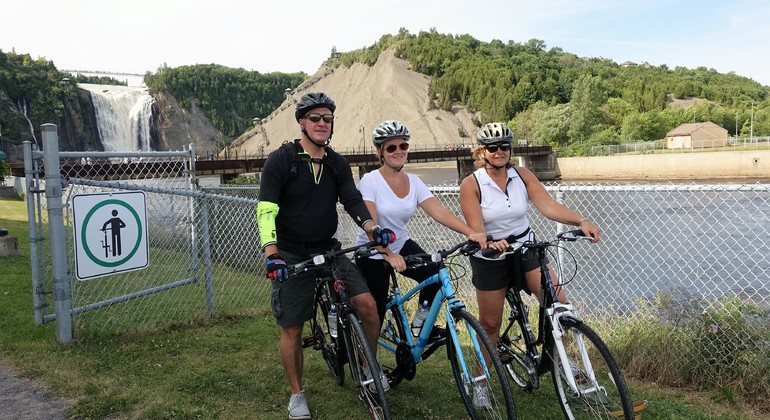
<box><xmin>24</xmin><ymin>124</ymin><xmax>263</xmax><ymax>344</ymax></box>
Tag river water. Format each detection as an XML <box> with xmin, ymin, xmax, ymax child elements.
<box><xmin>389</xmin><ymin>163</ymin><xmax>770</xmax><ymax>314</ymax></box>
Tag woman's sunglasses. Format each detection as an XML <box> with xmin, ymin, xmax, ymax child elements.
<box><xmin>384</xmin><ymin>143</ymin><xmax>410</xmax><ymax>153</ymax></box>
<box><xmin>305</xmin><ymin>113</ymin><xmax>335</xmax><ymax>123</ymax></box>
<box><xmin>485</xmin><ymin>143</ymin><xmax>511</xmax><ymax>153</ymax></box>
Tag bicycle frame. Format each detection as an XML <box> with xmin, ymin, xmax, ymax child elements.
<box><xmin>379</xmin><ymin>256</ymin><xmax>492</xmax><ymax>383</ymax></box>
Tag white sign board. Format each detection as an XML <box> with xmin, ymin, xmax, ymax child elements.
<box><xmin>72</xmin><ymin>191</ymin><xmax>149</xmax><ymax>280</ymax></box>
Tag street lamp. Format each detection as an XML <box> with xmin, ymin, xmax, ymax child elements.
<box><xmin>750</xmin><ymin>101</ymin><xmax>754</xmax><ymax>141</ymax></box>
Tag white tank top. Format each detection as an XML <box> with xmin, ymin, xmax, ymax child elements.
<box><xmin>473</xmin><ymin>167</ymin><xmax>531</xmax><ymax>260</ymax></box>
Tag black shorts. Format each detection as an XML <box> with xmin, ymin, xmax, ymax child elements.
<box><xmin>270</xmin><ymin>239</ymin><xmax>371</xmax><ymax>327</ymax></box>
<box><xmin>469</xmin><ymin>249</ymin><xmax>544</xmax><ymax>292</ymax></box>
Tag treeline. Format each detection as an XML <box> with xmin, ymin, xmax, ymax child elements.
<box><xmin>0</xmin><ymin>49</ymin><xmax>82</xmax><ymax>142</ymax></box>
<box><xmin>334</xmin><ymin>29</ymin><xmax>769</xmax><ymax>156</ymax></box>
<box><xmin>144</xmin><ymin>64</ymin><xmax>306</xmax><ymax>137</ymax></box>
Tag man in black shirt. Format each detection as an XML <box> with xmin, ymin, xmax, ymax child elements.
<box><xmin>257</xmin><ymin>92</ymin><xmax>393</xmax><ymax>419</ymax></box>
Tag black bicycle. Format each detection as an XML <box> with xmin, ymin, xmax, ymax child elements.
<box><xmin>292</xmin><ymin>240</ymin><xmax>390</xmax><ymax>420</ymax></box>
<box><xmin>490</xmin><ymin>230</ymin><xmax>635</xmax><ymax>419</ymax></box>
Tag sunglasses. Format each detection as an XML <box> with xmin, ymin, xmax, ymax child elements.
<box><xmin>485</xmin><ymin>143</ymin><xmax>511</xmax><ymax>153</ymax></box>
<box><xmin>384</xmin><ymin>143</ymin><xmax>410</xmax><ymax>153</ymax></box>
<box><xmin>305</xmin><ymin>113</ymin><xmax>334</xmax><ymax>123</ymax></box>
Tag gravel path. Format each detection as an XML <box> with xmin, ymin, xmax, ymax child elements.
<box><xmin>0</xmin><ymin>361</ymin><xmax>71</xmax><ymax>420</ymax></box>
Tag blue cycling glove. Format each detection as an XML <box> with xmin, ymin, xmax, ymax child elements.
<box><xmin>373</xmin><ymin>227</ymin><xmax>396</xmax><ymax>247</ymax></box>
<box><xmin>266</xmin><ymin>253</ymin><xmax>288</xmax><ymax>282</ymax></box>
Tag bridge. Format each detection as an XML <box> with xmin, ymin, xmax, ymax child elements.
<box><xmin>9</xmin><ymin>145</ymin><xmax>558</xmax><ymax>183</ymax></box>
<box><xmin>198</xmin><ymin>145</ymin><xmax>557</xmax><ymax>182</ymax></box>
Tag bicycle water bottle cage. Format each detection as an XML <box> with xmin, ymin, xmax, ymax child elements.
<box><xmin>313</xmin><ymin>255</ymin><xmax>326</xmax><ymax>265</ymax></box>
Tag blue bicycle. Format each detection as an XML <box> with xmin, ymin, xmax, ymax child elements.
<box><xmin>378</xmin><ymin>239</ymin><xmax>516</xmax><ymax>419</ymax></box>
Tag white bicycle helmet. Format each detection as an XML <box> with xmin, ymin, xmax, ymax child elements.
<box><xmin>372</xmin><ymin>120</ymin><xmax>410</xmax><ymax>147</ymax></box>
<box><xmin>476</xmin><ymin>122</ymin><xmax>513</xmax><ymax>145</ymax></box>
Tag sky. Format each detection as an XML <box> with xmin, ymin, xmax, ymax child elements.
<box><xmin>2</xmin><ymin>0</ymin><xmax>770</xmax><ymax>87</ymax></box>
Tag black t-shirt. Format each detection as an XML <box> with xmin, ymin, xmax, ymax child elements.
<box><xmin>258</xmin><ymin>140</ymin><xmax>371</xmax><ymax>255</ymax></box>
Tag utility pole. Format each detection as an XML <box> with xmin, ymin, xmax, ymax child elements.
<box><xmin>750</xmin><ymin>101</ymin><xmax>754</xmax><ymax>140</ymax></box>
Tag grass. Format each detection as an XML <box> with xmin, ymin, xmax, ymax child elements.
<box><xmin>1</xmin><ymin>194</ymin><xmax>767</xmax><ymax>419</ymax></box>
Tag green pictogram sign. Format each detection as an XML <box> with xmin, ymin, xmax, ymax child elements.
<box><xmin>72</xmin><ymin>191</ymin><xmax>149</xmax><ymax>280</ymax></box>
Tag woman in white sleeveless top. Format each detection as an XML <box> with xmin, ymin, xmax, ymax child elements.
<box><xmin>355</xmin><ymin>120</ymin><xmax>487</xmax><ymax>339</ymax></box>
<box><xmin>459</xmin><ymin>122</ymin><xmax>600</xmax><ymax>349</ymax></box>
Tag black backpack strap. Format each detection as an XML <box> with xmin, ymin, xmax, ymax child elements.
<box><xmin>473</xmin><ymin>172</ymin><xmax>482</xmax><ymax>204</ymax></box>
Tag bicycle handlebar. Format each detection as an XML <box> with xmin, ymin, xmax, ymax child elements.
<box><xmin>480</xmin><ymin>229</ymin><xmax>590</xmax><ymax>258</ymax></box>
<box><xmin>398</xmin><ymin>235</ymin><xmax>492</xmax><ymax>268</ymax></box>
<box><xmin>287</xmin><ymin>240</ymin><xmax>380</xmax><ymax>275</ymax></box>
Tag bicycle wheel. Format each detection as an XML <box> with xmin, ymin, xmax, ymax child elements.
<box><xmin>312</xmin><ymin>283</ymin><xmax>344</xmax><ymax>385</ymax></box>
<box><xmin>548</xmin><ymin>316</ymin><xmax>634</xmax><ymax>419</ymax></box>
<box><xmin>499</xmin><ymin>291</ymin><xmax>539</xmax><ymax>391</ymax></box>
<box><xmin>342</xmin><ymin>312</ymin><xmax>391</xmax><ymax>420</ymax></box>
<box><xmin>446</xmin><ymin>308</ymin><xmax>516</xmax><ymax>419</ymax></box>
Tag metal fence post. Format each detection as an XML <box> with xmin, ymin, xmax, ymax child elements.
<box><xmin>198</xmin><ymin>196</ymin><xmax>216</xmax><ymax>314</ymax></box>
<box><xmin>41</xmin><ymin>124</ymin><xmax>72</xmax><ymax>344</ymax></box>
<box><xmin>23</xmin><ymin>140</ymin><xmax>45</xmax><ymax>325</ymax></box>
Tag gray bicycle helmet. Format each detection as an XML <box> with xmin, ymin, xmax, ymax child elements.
<box><xmin>372</xmin><ymin>120</ymin><xmax>410</xmax><ymax>147</ymax></box>
<box><xmin>476</xmin><ymin>122</ymin><xmax>513</xmax><ymax>145</ymax></box>
<box><xmin>295</xmin><ymin>92</ymin><xmax>336</xmax><ymax>121</ymax></box>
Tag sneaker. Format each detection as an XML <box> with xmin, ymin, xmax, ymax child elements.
<box><xmin>560</xmin><ymin>358</ymin><xmax>587</xmax><ymax>384</ymax></box>
<box><xmin>427</xmin><ymin>325</ymin><xmax>446</xmax><ymax>343</ymax></box>
<box><xmin>473</xmin><ymin>382</ymin><xmax>492</xmax><ymax>410</ymax></box>
<box><xmin>287</xmin><ymin>391</ymin><xmax>311</xmax><ymax>419</ymax></box>
<box><xmin>365</xmin><ymin>368</ymin><xmax>391</xmax><ymax>393</ymax></box>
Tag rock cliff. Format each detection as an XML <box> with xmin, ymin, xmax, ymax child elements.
<box><xmin>228</xmin><ymin>48</ymin><xmax>482</xmax><ymax>158</ymax></box>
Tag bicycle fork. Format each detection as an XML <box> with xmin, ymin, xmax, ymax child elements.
<box><xmin>548</xmin><ymin>308</ymin><xmax>602</xmax><ymax>396</ymax></box>
<box><xmin>446</xmin><ymin>307</ymin><xmax>492</xmax><ymax>386</ymax></box>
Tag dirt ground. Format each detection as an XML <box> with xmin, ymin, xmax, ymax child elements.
<box><xmin>0</xmin><ymin>361</ymin><xmax>71</xmax><ymax>419</ymax></box>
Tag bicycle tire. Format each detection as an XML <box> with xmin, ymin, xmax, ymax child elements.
<box><xmin>446</xmin><ymin>308</ymin><xmax>516</xmax><ymax>419</ymax></box>
<box><xmin>500</xmin><ymin>292</ymin><xmax>539</xmax><ymax>391</ymax></box>
<box><xmin>342</xmin><ymin>312</ymin><xmax>391</xmax><ymax>420</ymax></box>
<box><xmin>312</xmin><ymin>283</ymin><xmax>345</xmax><ymax>385</ymax></box>
<box><xmin>548</xmin><ymin>316</ymin><xmax>634</xmax><ymax>419</ymax></box>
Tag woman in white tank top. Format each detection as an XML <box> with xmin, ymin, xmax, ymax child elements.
<box><xmin>459</xmin><ymin>122</ymin><xmax>601</xmax><ymax>350</ymax></box>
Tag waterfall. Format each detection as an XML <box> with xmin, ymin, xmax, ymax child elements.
<box><xmin>17</xmin><ymin>98</ymin><xmax>39</xmax><ymax>148</ymax></box>
<box><xmin>80</xmin><ymin>84</ymin><xmax>155</xmax><ymax>151</ymax></box>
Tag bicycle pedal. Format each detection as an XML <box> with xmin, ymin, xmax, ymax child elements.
<box><xmin>498</xmin><ymin>349</ymin><xmax>513</xmax><ymax>364</ymax></box>
<box><xmin>301</xmin><ymin>335</ymin><xmax>316</xmax><ymax>348</ymax></box>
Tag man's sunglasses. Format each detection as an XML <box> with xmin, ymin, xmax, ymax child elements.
<box><xmin>485</xmin><ymin>143</ymin><xmax>511</xmax><ymax>153</ymax></box>
<box><xmin>305</xmin><ymin>113</ymin><xmax>334</xmax><ymax>123</ymax></box>
<box><xmin>384</xmin><ymin>143</ymin><xmax>410</xmax><ymax>153</ymax></box>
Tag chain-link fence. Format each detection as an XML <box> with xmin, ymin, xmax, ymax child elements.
<box><xmin>25</xmin><ymin>129</ymin><xmax>769</xmax><ymax>404</ymax></box>
<box><xmin>591</xmin><ymin>136</ymin><xmax>770</xmax><ymax>156</ymax></box>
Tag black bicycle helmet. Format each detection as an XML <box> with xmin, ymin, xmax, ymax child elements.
<box><xmin>476</xmin><ymin>122</ymin><xmax>513</xmax><ymax>145</ymax></box>
<box><xmin>372</xmin><ymin>120</ymin><xmax>410</xmax><ymax>147</ymax></box>
<box><xmin>295</xmin><ymin>92</ymin><xmax>336</xmax><ymax>121</ymax></box>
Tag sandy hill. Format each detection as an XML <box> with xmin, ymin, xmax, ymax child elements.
<box><xmin>229</xmin><ymin>49</ymin><xmax>481</xmax><ymax>157</ymax></box>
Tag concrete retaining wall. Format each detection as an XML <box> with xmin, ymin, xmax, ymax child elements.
<box><xmin>557</xmin><ymin>150</ymin><xmax>770</xmax><ymax>180</ymax></box>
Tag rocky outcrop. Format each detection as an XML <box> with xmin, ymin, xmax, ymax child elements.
<box><xmin>151</xmin><ymin>91</ymin><xmax>224</xmax><ymax>154</ymax></box>
<box><xmin>229</xmin><ymin>48</ymin><xmax>482</xmax><ymax>158</ymax></box>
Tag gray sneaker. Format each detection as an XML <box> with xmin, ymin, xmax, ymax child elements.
<box><xmin>473</xmin><ymin>382</ymin><xmax>492</xmax><ymax>410</ymax></box>
<box><xmin>365</xmin><ymin>368</ymin><xmax>391</xmax><ymax>393</ymax></box>
<box><xmin>287</xmin><ymin>392</ymin><xmax>311</xmax><ymax>419</ymax></box>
